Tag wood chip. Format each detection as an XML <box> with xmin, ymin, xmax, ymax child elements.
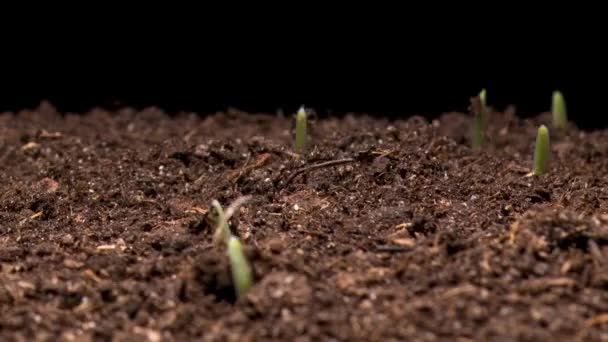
<box><xmin>116</xmin><ymin>238</ymin><xmax>127</xmax><ymax>252</ymax></box>
<box><xmin>519</xmin><ymin>277</ymin><xmax>576</xmax><ymax>293</ymax></box>
<box><xmin>441</xmin><ymin>284</ymin><xmax>478</xmax><ymax>299</ymax></box>
<box><xmin>30</xmin><ymin>211</ymin><xmax>43</xmax><ymax>220</ymax></box>
<box><xmin>389</xmin><ymin>238</ymin><xmax>415</xmax><ymax>247</ymax></box>
<box><xmin>186</xmin><ymin>207</ymin><xmax>208</xmax><ymax>215</ymax></box>
<box><xmin>96</xmin><ymin>244</ymin><xmax>116</xmax><ymax>251</ymax></box>
<box><xmin>133</xmin><ymin>327</ymin><xmax>161</xmax><ymax>342</ymax></box>
<box><xmin>38</xmin><ymin>130</ymin><xmax>63</xmax><ymax>139</ymax></box>
<box><xmin>394</xmin><ymin>222</ymin><xmax>413</xmax><ymax>230</ymax></box>
<box><xmin>585</xmin><ymin>313</ymin><xmax>608</xmax><ymax>327</ymax></box>
<box><xmin>73</xmin><ymin>296</ymin><xmax>92</xmax><ymax>313</ymax></box>
<box><xmin>17</xmin><ymin>281</ymin><xmax>36</xmax><ymax>290</ymax></box>
<box><xmin>83</xmin><ymin>269</ymin><xmax>103</xmax><ymax>283</ymax></box>
<box><xmin>21</xmin><ymin>142</ymin><xmax>40</xmax><ymax>151</ymax></box>
<box><xmin>63</xmin><ymin>259</ymin><xmax>84</xmax><ymax>269</ymax></box>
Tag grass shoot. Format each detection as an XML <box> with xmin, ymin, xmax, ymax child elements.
<box><xmin>212</xmin><ymin>200</ymin><xmax>230</xmax><ymax>245</ymax></box>
<box><xmin>227</xmin><ymin>235</ymin><xmax>254</xmax><ymax>297</ymax></box>
<box><xmin>212</xmin><ymin>196</ymin><xmax>252</xmax><ymax>245</ymax></box>
<box><xmin>472</xmin><ymin>89</ymin><xmax>487</xmax><ymax>148</ymax></box>
<box><xmin>295</xmin><ymin>106</ymin><xmax>307</xmax><ymax>152</ymax></box>
<box><xmin>552</xmin><ymin>90</ymin><xmax>567</xmax><ymax>131</ymax></box>
<box><xmin>211</xmin><ymin>196</ymin><xmax>254</xmax><ymax>297</ymax></box>
<box><xmin>533</xmin><ymin>125</ymin><xmax>550</xmax><ymax>176</ymax></box>
<box><xmin>479</xmin><ymin>88</ymin><xmax>487</xmax><ymax>110</ymax></box>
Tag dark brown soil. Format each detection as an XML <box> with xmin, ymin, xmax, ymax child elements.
<box><xmin>2</xmin><ymin>103</ymin><xmax>608</xmax><ymax>341</ymax></box>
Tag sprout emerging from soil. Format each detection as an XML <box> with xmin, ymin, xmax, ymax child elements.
<box><xmin>211</xmin><ymin>196</ymin><xmax>254</xmax><ymax>297</ymax></box>
<box><xmin>295</xmin><ymin>106</ymin><xmax>307</xmax><ymax>152</ymax></box>
<box><xmin>212</xmin><ymin>200</ymin><xmax>230</xmax><ymax>245</ymax></box>
<box><xmin>212</xmin><ymin>196</ymin><xmax>252</xmax><ymax>245</ymax></box>
<box><xmin>471</xmin><ymin>89</ymin><xmax>487</xmax><ymax>149</ymax></box>
<box><xmin>552</xmin><ymin>90</ymin><xmax>567</xmax><ymax>131</ymax></box>
<box><xmin>533</xmin><ymin>125</ymin><xmax>550</xmax><ymax>176</ymax></box>
<box><xmin>227</xmin><ymin>235</ymin><xmax>253</xmax><ymax>297</ymax></box>
<box><xmin>479</xmin><ymin>88</ymin><xmax>487</xmax><ymax>110</ymax></box>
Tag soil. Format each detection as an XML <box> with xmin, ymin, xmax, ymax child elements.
<box><xmin>2</xmin><ymin>103</ymin><xmax>608</xmax><ymax>341</ymax></box>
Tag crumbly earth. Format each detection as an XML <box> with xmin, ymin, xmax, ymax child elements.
<box><xmin>2</xmin><ymin>103</ymin><xmax>608</xmax><ymax>341</ymax></box>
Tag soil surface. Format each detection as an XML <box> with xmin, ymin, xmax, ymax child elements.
<box><xmin>2</xmin><ymin>103</ymin><xmax>608</xmax><ymax>341</ymax></box>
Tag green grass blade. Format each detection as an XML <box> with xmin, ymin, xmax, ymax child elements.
<box><xmin>552</xmin><ymin>90</ymin><xmax>567</xmax><ymax>131</ymax></box>
<box><xmin>212</xmin><ymin>200</ymin><xmax>231</xmax><ymax>245</ymax></box>
<box><xmin>295</xmin><ymin>106</ymin><xmax>307</xmax><ymax>152</ymax></box>
<box><xmin>472</xmin><ymin>91</ymin><xmax>486</xmax><ymax>149</ymax></box>
<box><xmin>227</xmin><ymin>236</ymin><xmax>253</xmax><ymax>297</ymax></box>
<box><xmin>479</xmin><ymin>88</ymin><xmax>487</xmax><ymax>109</ymax></box>
<box><xmin>533</xmin><ymin>125</ymin><xmax>550</xmax><ymax>175</ymax></box>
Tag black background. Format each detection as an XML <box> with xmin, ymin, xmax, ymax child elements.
<box><xmin>1</xmin><ymin>15</ymin><xmax>603</xmax><ymax>129</ymax></box>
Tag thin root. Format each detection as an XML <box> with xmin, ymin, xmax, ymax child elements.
<box><xmin>283</xmin><ymin>158</ymin><xmax>355</xmax><ymax>188</ymax></box>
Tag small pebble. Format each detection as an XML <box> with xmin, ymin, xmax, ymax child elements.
<box><xmin>267</xmin><ymin>238</ymin><xmax>286</xmax><ymax>253</ymax></box>
<box><xmin>63</xmin><ymin>259</ymin><xmax>84</xmax><ymax>269</ymax></box>
<box><xmin>61</xmin><ymin>234</ymin><xmax>75</xmax><ymax>246</ymax></box>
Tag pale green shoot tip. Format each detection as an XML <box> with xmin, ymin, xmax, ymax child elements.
<box><xmin>295</xmin><ymin>106</ymin><xmax>307</xmax><ymax>152</ymax></box>
<box><xmin>227</xmin><ymin>236</ymin><xmax>253</xmax><ymax>297</ymax></box>
<box><xmin>552</xmin><ymin>90</ymin><xmax>567</xmax><ymax>131</ymax></box>
<box><xmin>212</xmin><ymin>200</ymin><xmax>231</xmax><ymax>245</ymax></box>
<box><xmin>472</xmin><ymin>90</ymin><xmax>487</xmax><ymax>149</ymax></box>
<box><xmin>479</xmin><ymin>88</ymin><xmax>487</xmax><ymax>109</ymax></box>
<box><xmin>533</xmin><ymin>125</ymin><xmax>550</xmax><ymax>176</ymax></box>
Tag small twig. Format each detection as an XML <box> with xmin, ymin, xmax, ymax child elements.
<box><xmin>226</xmin><ymin>153</ymin><xmax>271</xmax><ymax>182</ymax></box>
<box><xmin>374</xmin><ymin>244</ymin><xmax>410</xmax><ymax>253</ymax></box>
<box><xmin>576</xmin><ymin>313</ymin><xmax>608</xmax><ymax>341</ymax></box>
<box><xmin>283</xmin><ymin>158</ymin><xmax>355</xmax><ymax>188</ymax></box>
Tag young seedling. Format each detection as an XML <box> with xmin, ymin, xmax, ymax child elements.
<box><xmin>211</xmin><ymin>196</ymin><xmax>254</xmax><ymax>298</ymax></box>
<box><xmin>471</xmin><ymin>89</ymin><xmax>487</xmax><ymax>149</ymax></box>
<box><xmin>212</xmin><ymin>200</ymin><xmax>231</xmax><ymax>245</ymax></box>
<box><xmin>552</xmin><ymin>90</ymin><xmax>567</xmax><ymax>131</ymax></box>
<box><xmin>479</xmin><ymin>88</ymin><xmax>487</xmax><ymax>110</ymax></box>
<box><xmin>294</xmin><ymin>106</ymin><xmax>307</xmax><ymax>152</ymax></box>
<box><xmin>227</xmin><ymin>235</ymin><xmax>253</xmax><ymax>297</ymax></box>
<box><xmin>212</xmin><ymin>196</ymin><xmax>252</xmax><ymax>245</ymax></box>
<box><xmin>533</xmin><ymin>125</ymin><xmax>550</xmax><ymax>176</ymax></box>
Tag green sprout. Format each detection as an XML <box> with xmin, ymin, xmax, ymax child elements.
<box><xmin>533</xmin><ymin>125</ymin><xmax>550</xmax><ymax>176</ymax></box>
<box><xmin>479</xmin><ymin>88</ymin><xmax>487</xmax><ymax>110</ymax></box>
<box><xmin>212</xmin><ymin>200</ymin><xmax>230</xmax><ymax>245</ymax></box>
<box><xmin>212</xmin><ymin>196</ymin><xmax>251</xmax><ymax>245</ymax></box>
<box><xmin>294</xmin><ymin>106</ymin><xmax>307</xmax><ymax>152</ymax></box>
<box><xmin>227</xmin><ymin>236</ymin><xmax>253</xmax><ymax>297</ymax></box>
<box><xmin>472</xmin><ymin>89</ymin><xmax>487</xmax><ymax>149</ymax></box>
<box><xmin>211</xmin><ymin>196</ymin><xmax>254</xmax><ymax>297</ymax></box>
<box><xmin>552</xmin><ymin>90</ymin><xmax>567</xmax><ymax>131</ymax></box>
